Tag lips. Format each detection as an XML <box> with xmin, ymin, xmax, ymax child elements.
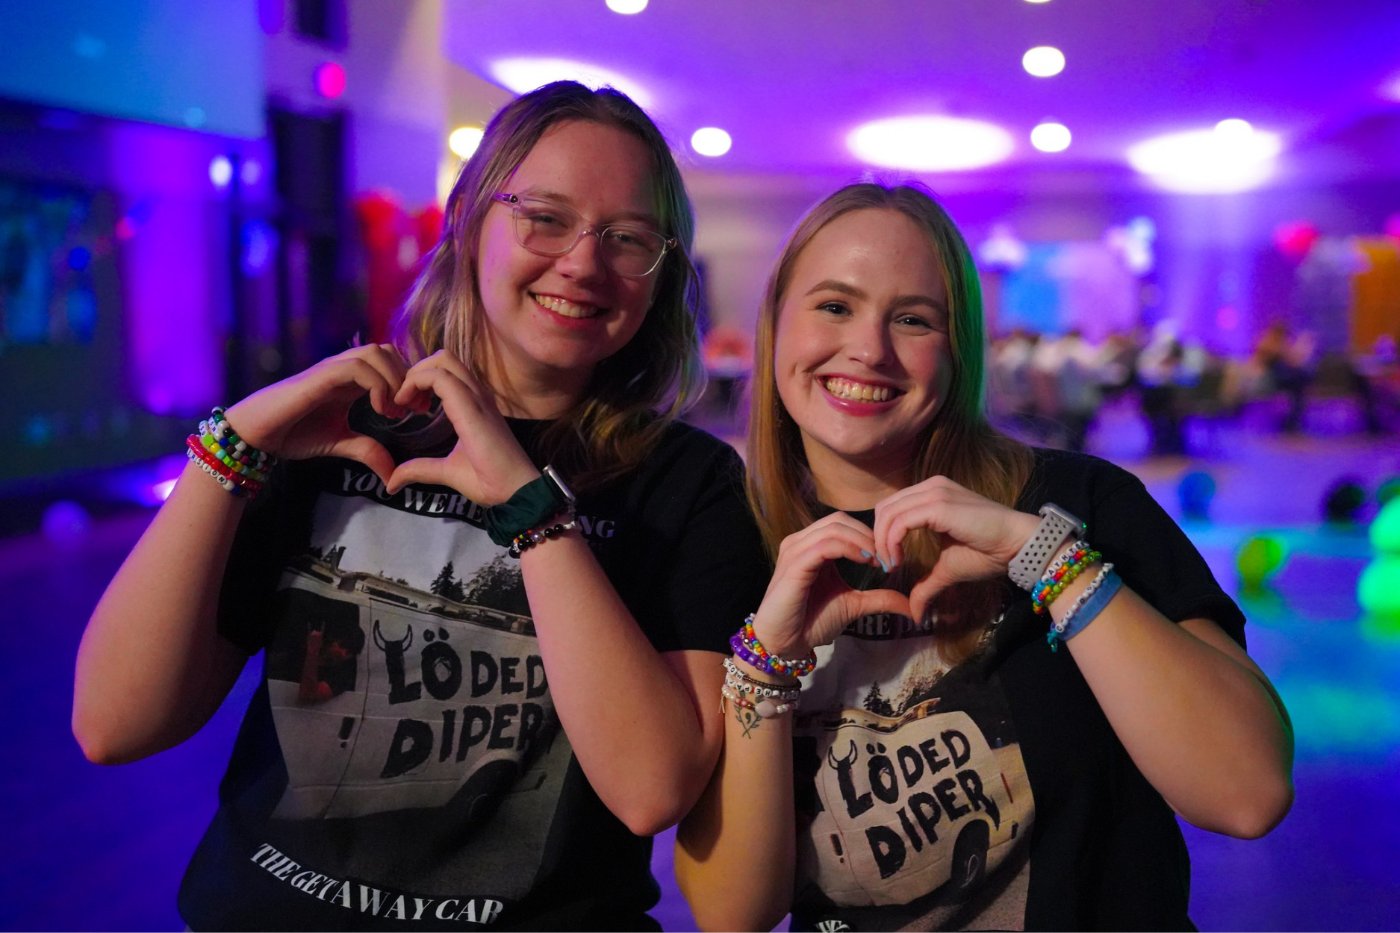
<box><xmin>533</xmin><ymin>293</ymin><xmax>604</xmax><ymax>320</ymax></box>
<box><xmin>821</xmin><ymin>376</ymin><xmax>899</xmax><ymax>403</ymax></box>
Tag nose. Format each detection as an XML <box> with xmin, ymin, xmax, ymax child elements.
<box><xmin>847</xmin><ymin>317</ymin><xmax>893</xmax><ymax>368</ymax></box>
<box><xmin>555</xmin><ymin>227</ymin><xmax>609</xmax><ymax>282</ymax></box>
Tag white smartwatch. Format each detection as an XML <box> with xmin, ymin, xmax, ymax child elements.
<box><xmin>1008</xmin><ymin>503</ymin><xmax>1085</xmax><ymax>591</ymax></box>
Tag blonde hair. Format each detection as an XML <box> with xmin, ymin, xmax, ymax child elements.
<box><xmin>394</xmin><ymin>81</ymin><xmax>703</xmax><ymax>488</ymax></box>
<box><xmin>746</xmin><ymin>183</ymin><xmax>1033</xmax><ymax>652</ymax></box>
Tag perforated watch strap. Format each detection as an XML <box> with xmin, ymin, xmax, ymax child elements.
<box><xmin>1008</xmin><ymin>504</ymin><xmax>1084</xmax><ymax>591</ymax></box>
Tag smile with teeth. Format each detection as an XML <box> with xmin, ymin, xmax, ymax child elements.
<box><xmin>534</xmin><ymin>294</ymin><xmax>603</xmax><ymax>319</ymax></box>
<box><xmin>822</xmin><ymin>376</ymin><xmax>897</xmax><ymax>403</ymax></box>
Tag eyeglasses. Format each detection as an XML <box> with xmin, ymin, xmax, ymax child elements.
<box><xmin>492</xmin><ymin>193</ymin><xmax>677</xmax><ymax>277</ymax></box>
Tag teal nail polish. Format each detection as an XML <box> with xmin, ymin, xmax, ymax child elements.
<box><xmin>860</xmin><ymin>549</ymin><xmax>873</xmax><ymax>559</ymax></box>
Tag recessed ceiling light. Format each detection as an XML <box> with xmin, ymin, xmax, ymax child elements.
<box><xmin>848</xmin><ymin>115</ymin><xmax>1014</xmax><ymax>171</ymax></box>
<box><xmin>691</xmin><ymin>127</ymin><xmax>732</xmax><ymax>157</ymax></box>
<box><xmin>1022</xmin><ymin>46</ymin><xmax>1065</xmax><ymax>78</ymax></box>
<box><xmin>1030</xmin><ymin>121</ymin><xmax>1071</xmax><ymax>153</ymax></box>
<box><xmin>606</xmin><ymin>0</ymin><xmax>649</xmax><ymax>12</ymax></box>
<box><xmin>1127</xmin><ymin>122</ymin><xmax>1281</xmax><ymax>193</ymax></box>
<box><xmin>448</xmin><ymin>126</ymin><xmax>485</xmax><ymax>160</ymax></box>
<box><xmin>489</xmin><ymin>58</ymin><xmax>652</xmax><ymax>108</ymax></box>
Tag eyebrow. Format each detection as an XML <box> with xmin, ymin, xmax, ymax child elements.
<box><xmin>517</xmin><ymin>188</ymin><xmax>661</xmax><ymax>227</ymax></box>
<box><xmin>805</xmin><ymin>279</ymin><xmax>948</xmax><ymax>313</ymax></box>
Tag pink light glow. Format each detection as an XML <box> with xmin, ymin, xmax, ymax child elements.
<box><xmin>314</xmin><ymin>61</ymin><xmax>347</xmax><ymax>100</ymax></box>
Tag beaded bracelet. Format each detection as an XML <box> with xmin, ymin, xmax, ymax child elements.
<box><xmin>729</xmin><ymin>615</ymin><xmax>817</xmax><ymax>678</ymax></box>
<box><xmin>1046</xmin><ymin>565</ymin><xmax>1123</xmax><ymax>651</ymax></box>
<box><xmin>723</xmin><ymin>656</ymin><xmax>802</xmax><ymax>697</ymax></box>
<box><xmin>1030</xmin><ymin>546</ymin><xmax>1102</xmax><ymax>614</ymax></box>
<box><xmin>208</xmin><ymin>407</ymin><xmax>276</xmax><ymax>471</ymax></box>
<box><xmin>721</xmin><ymin>682</ymin><xmax>798</xmax><ymax>719</ymax></box>
<box><xmin>197</xmin><ymin>428</ymin><xmax>272</xmax><ymax>485</ymax></box>
<box><xmin>1043</xmin><ymin>538</ymin><xmax>1092</xmax><ymax>579</ymax></box>
<box><xmin>186</xmin><ymin>437</ymin><xmax>263</xmax><ymax>497</ymax></box>
<box><xmin>506</xmin><ymin>515</ymin><xmax>578</xmax><ymax>558</ymax></box>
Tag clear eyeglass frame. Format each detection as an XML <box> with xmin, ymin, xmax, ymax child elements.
<box><xmin>492</xmin><ymin>192</ymin><xmax>677</xmax><ymax>277</ymax></box>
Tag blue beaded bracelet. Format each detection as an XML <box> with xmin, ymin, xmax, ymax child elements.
<box><xmin>1046</xmin><ymin>566</ymin><xmax>1123</xmax><ymax>652</ymax></box>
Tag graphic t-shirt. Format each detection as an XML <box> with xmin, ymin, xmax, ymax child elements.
<box><xmin>177</xmin><ymin>418</ymin><xmax>769</xmax><ymax>931</ymax></box>
<box><xmin>790</xmin><ymin>448</ymin><xmax>1245</xmax><ymax>932</ymax></box>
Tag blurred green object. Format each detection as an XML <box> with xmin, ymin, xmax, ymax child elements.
<box><xmin>1235</xmin><ymin>534</ymin><xmax>1288</xmax><ymax>591</ymax></box>
<box><xmin>1370</xmin><ymin>497</ymin><xmax>1400</xmax><ymax>552</ymax></box>
<box><xmin>1358</xmin><ymin>560</ymin><xmax>1400</xmax><ymax>618</ymax></box>
<box><xmin>1359</xmin><ymin>499</ymin><xmax>1400</xmax><ymax>619</ymax></box>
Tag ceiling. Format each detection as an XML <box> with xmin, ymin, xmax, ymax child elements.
<box><xmin>441</xmin><ymin>0</ymin><xmax>1400</xmax><ymax>190</ymax></box>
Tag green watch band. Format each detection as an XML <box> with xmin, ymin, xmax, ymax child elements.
<box><xmin>483</xmin><ymin>466</ymin><xmax>576</xmax><ymax>547</ymax></box>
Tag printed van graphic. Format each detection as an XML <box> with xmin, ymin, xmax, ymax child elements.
<box><xmin>798</xmin><ymin>706</ymin><xmax>1026</xmax><ymax>907</ymax></box>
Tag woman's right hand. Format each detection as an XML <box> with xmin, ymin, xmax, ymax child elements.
<box><xmin>222</xmin><ymin>344</ymin><xmax>412</xmax><ymax>485</ymax></box>
<box><xmin>749</xmin><ymin>512</ymin><xmax>910</xmax><ymax>659</ymax></box>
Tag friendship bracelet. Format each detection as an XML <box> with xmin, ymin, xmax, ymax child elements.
<box><xmin>729</xmin><ymin>615</ymin><xmax>817</xmax><ymax>678</ymax></box>
<box><xmin>186</xmin><ymin>436</ymin><xmax>264</xmax><ymax>494</ymax></box>
<box><xmin>507</xmin><ymin>515</ymin><xmax>578</xmax><ymax>558</ymax></box>
<box><xmin>723</xmin><ymin>657</ymin><xmax>802</xmax><ymax>700</ymax></box>
<box><xmin>207</xmin><ymin>408</ymin><xmax>277</xmax><ymax>471</ymax></box>
<box><xmin>721</xmin><ymin>682</ymin><xmax>798</xmax><ymax>719</ymax></box>
<box><xmin>1030</xmin><ymin>547</ymin><xmax>1102</xmax><ymax>614</ymax></box>
<box><xmin>1044</xmin><ymin>538</ymin><xmax>1093</xmax><ymax>579</ymax></box>
<box><xmin>185</xmin><ymin>442</ymin><xmax>262</xmax><ymax>497</ymax></box>
<box><xmin>1046</xmin><ymin>565</ymin><xmax>1123</xmax><ymax>652</ymax></box>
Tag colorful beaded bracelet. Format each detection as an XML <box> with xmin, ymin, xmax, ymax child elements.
<box><xmin>206</xmin><ymin>408</ymin><xmax>277</xmax><ymax>471</ymax></box>
<box><xmin>1046</xmin><ymin>565</ymin><xmax>1123</xmax><ymax>651</ymax></box>
<box><xmin>729</xmin><ymin>615</ymin><xmax>817</xmax><ymax>678</ymax></box>
<box><xmin>186</xmin><ymin>438</ymin><xmax>263</xmax><ymax>497</ymax></box>
<box><xmin>1030</xmin><ymin>546</ymin><xmax>1102</xmax><ymax>614</ymax></box>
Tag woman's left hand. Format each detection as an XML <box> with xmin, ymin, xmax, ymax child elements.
<box><xmin>872</xmin><ymin>476</ymin><xmax>1040</xmax><ymax>622</ymax></box>
<box><xmin>384</xmin><ymin>351</ymin><xmax>541</xmax><ymax>504</ymax></box>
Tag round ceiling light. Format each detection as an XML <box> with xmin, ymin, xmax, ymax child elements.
<box><xmin>1030</xmin><ymin>121</ymin><xmax>1071</xmax><ymax>152</ymax></box>
<box><xmin>1127</xmin><ymin>120</ymin><xmax>1281</xmax><ymax>193</ymax></box>
<box><xmin>691</xmin><ymin>127</ymin><xmax>732</xmax><ymax>157</ymax></box>
<box><xmin>848</xmin><ymin>115</ymin><xmax>1014</xmax><ymax>171</ymax></box>
<box><xmin>1022</xmin><ymin>46</ymin><xmax>1066</xmax><ymax>78</ymax></box>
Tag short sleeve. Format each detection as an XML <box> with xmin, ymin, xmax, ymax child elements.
<box><xmin>605</xmin><ymin>427</ymin><xmax>771</xmax><ymax>654</ymax></box>
<box><xmin>1017</xmin><ymin>449</ymin><xmax>1247</xmax><ymax>647</ymax></box>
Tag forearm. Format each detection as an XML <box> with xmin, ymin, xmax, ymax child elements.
<box><xmin>676</xmin><ymin>681</ymin><xmax>796</xmax><ymax>932</ymax></box>
<box><xmin>1062</xmin><ymin>583</ymin><xmax>1293</xmax><ymax>837</ymax></box>
<box><xmin>73</xmin><ymin>461</ymin><xmax>250</xmax><ymax>763</ymax></box>
<box><xmin>519</xmin><ymin>533</ymin><xmax>727</xmax><ymax>834</ymax></box>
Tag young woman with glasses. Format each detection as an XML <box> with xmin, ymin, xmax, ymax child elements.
<box><xmin>74</xmin><ymin>81</ymin><xmax>768</xmax><ymax>930</ymax></box>
<box><xmin>674</xmin><ymin>183</ymin><xmax>1293</xmax><ymax>931</ymax></box>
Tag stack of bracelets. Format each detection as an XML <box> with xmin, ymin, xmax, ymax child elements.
<box><xmin>1027</xmin><ymin>538</ymin><xmax>1124</xmax><ymax>651</ymax></box>
<box><xmin>730</xmin><ymin>614</ymin><xmax>817</xmax><ymax>680</ymax></box>
<box><xmin>721</xmin><ymin>656</ymin><xmax>802</xmax><ymax>719</ymax></box>
<box><xmin>186</xmin><ymin>407</ymin><xmax>277</xmax><ymax>498</ymax></box>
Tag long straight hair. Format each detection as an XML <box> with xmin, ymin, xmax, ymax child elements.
<box><xmin>747</xmin><ymin>183</ymin><xmax>1033</xmax><ymax>650</ymax></box>
<box><xmin>394</xmin><ymin>81</ymin><xmax>704</xmax><ymax>488</ymax></box>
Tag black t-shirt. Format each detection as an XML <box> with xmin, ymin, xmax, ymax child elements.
<box><xmin>177</xmin><ymin>418</ymin><xmax>769</xmax><ymax>931</ymax></box>
<box><xmin>790</xmin><ymin>448</ymin><xmax>1244</xmax><ymax>932</ymax></box>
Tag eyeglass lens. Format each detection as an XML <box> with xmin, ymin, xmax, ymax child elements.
<box><xmin>512</xmin><ymin>198</ymin><xmax>667</xmax><ymax>276</ymax></box>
